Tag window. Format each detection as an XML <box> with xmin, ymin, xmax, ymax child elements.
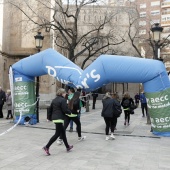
<box><xmin>151</xmin><ymin>1</ymin><xmax>160</xmax><ymax>6</ymax></box>
<box><xmin>151</xmin><ymin>19</ymin><xmax>160</xmax><ymax>24</ymax></box>
<box><xmin>139</xmin><ymin>21</ymin><xmax>146</xmax><ymax>26</ymax></box>
<box><xmin>139</xmin><ymin>29</ymin><xmax>146</xmax><ymax>35</ymax></box>
<box><xmin>151</xmin><ymin>10</ymin><xmax>160</xmax><ymax>16</ymax></box>
<box><xmin>140</xmin><ymin>3</ymin><xmax>146</xmax><ymax>8</ymax></box>
<box><xmin>162</xmin><ymin>16</ymin><xmax>170</xmax><ymax>21</ymax></box>
<box><xmin>140</xmin><ymin>12</ymin><xmax>146</xmax><ymax>17</ymax></box>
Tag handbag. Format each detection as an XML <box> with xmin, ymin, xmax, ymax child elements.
<box><xmin>130</xmin><ymin>104</ymin><xmax>137</xmax><ymax>110</ymax></box>
<box><xmin>130</xmin><ymin>110</ymin><xmax>134</xmax><ymax>114</ymax></box>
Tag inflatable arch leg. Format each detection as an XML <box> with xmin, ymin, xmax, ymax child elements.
<box><xmin>13</xmin><ymin>71</ymin><xmax>36</xmax><ymax>125</ymax></box>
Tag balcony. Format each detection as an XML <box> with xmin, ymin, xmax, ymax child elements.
<box><xmin>161</xmin><ymin>20</ymin><xmax>170</xmax><ymax>26</ymax></box>
<box><xmin>162</xmin><ymin>2</ymin><xmax>170</xmax><ymax>8</ymax></box>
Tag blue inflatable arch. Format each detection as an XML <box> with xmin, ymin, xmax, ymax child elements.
<box><xmin>12</xmin><ymin>48</ymin><xmax>170</xmax><ymax>136</ymax></box>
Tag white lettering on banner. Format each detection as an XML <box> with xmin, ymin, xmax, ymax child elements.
<box><xmin>150</xmin><ymin>95</ymin><xmax>168</xmax><ymax>103</ymax></box>
<box><xmin>15</xmin><ymin>103</ymin><xmax>28</xmax><ymax>108</ymax></box>
<box><xmin>15</xmin><ymin>92</ymin><xmax>29</xmax><ymax>96</ymax></box>
<box><xmin>46</xmin><ymin>66</ymin><xmax>101</xmax><ymax>89</ymax></box>
<box><xmin>155</xmin><ymin>117</ymin><xmax>170</xmax><ymax>123</ymax></box>
<box><xmin>81</xmin><ymin>78</ymin><xmax>89</xmax><ymax>88</ymax></box>
<box><xmin>15</xmin><ymin>77</ymin><xmax>22</xmax><ymax>82</ymax></box>
<box><xmin>90</xmin><ymin>70</ymin><xmax>100</xmax><ymax>82</ymax></box>
<box><xmin>46</xmin><ymin>66</ymin><xmax>57</xmax><ymax>77</ymax></box>
<box><xmin>15</xmin><ymin>86</ymin><xmax>27</xmax><ymax>91</ymax></box>
<box><xmin>81</xmin><ymin>69</ymin><xmax>101</xmax><ymax>89</ymax></box>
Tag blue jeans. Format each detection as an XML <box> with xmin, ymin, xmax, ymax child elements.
<box><xmin>70</xmin><ymin>114</ymin><xmax>80</xmax><ymax>129</ymax></box>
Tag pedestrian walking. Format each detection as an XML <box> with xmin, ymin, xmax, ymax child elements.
<box><xmin>121</xmin><ymin>92</ymin><xmax>134</xmax><ymax>126</ymax></box>
<box><xmin>6</xmin><ymin>89</ymin><xmax>13</xmax><ymax>119</ymax></box>
<box><xmin>101</xmin><ymin>92</ymin><xmax>121</xmax><ymax>140</ymax></box>
<box><xmin>0</xmin><ymin>86</ymin><xmax>6</xmax><ymax>118</ymax></box>
<box><xmin>57</xmin><ymin>91</ymin><xmax>86</xmax><ymax>145</ymax></box>
<box><xmin>140</xmin><ymin>92</ymin><xmax>148</xmax><ymax>117</ymax></box>
<box><xmin>134</xmin><ymin>93</ymin><xmax>140</xmax><ymax>107</ymax></box>
<box><xmin>43</xmin><ymin>88</ymin><xmax>73</xmax><ymax>156</ymax></box>
<box><xmin>92</xmin><ymin>91</ymin><xmax>98</xmax><ymax>109</ymax></box>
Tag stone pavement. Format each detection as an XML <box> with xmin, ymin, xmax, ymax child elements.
<box><xmin>0</xmin><ymin>100</ymin><xmax>170</xmax><ymax>170</ymax></box>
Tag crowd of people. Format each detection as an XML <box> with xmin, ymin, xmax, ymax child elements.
<box><xmin>43</xmin><ymin>87</ymin><xmax>148</xmax><ymax>155</ymax></box>
<box><xmin>0</xmin><ymin>85</ymin><xmax>148</xmax><ymax>156</ymax></box>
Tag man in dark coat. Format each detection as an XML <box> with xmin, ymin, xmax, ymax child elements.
<box><xmin>92</xmin><ymin>90</ymin><xmax>98</xmax><ymax>109</ymax></box>
<box><xmin>0</xmin><ymin>87</ymin><xmax>6</xmax><ymax>118</ymax></box>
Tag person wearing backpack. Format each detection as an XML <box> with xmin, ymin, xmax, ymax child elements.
<box><xmin>121</xmin><ymin>92</ymin><xmax>134</xmax><ymax>126</ymax></box>
<box><xmin>57</xmin><ymin>91</ymin><xmax>86</xmax><ymax>145</ymax></box>
<box><xmin>101</xmin><ymin>92</ymin><xmax>121</xmax><ymax>140</ymax></box>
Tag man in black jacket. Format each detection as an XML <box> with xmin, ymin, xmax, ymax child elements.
<box><xmin>0</xmin><ymin>87</ymin><xmax>6</xmax><ymax>118</ymax></box>
<box><xmin>92</xmin><ymin>90</ymin><xmax>98</xmax><ymax>109</ymax></box>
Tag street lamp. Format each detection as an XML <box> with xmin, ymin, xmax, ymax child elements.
<box><xmin>34</xmin><ymin>32</ymin><xmax>44</xmax><ymax>52</ymax></box>
<box><xmin>151</xmin><ymin>23</ymin><xmax>163</xmax><ymax>60</ymax></box>
<box><xmin>34</xmin><ymin>32</ymin><xmax>44</xmax><ymax>123</ymax></box>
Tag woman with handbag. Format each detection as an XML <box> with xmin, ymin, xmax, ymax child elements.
<box><xmin>121</xmin><ymin>92</ymin><xmax>134</xmax><ymax>126</ymax></box>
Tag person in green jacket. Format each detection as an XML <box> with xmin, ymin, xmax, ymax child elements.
<box><xmin>57</xmin><ymin>91</ymin><xmax>86</xmax><ymax>145</ymax></box>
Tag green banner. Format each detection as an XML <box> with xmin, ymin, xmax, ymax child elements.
<box><xmin>146</xmin><ymin>88</ymin><xmax>170</xmax><ymax>132</ymax></box>
<box><xmin>14</xmin><ymin>82</ymin><xmax>35</xmax><ymax>116</ymax></box>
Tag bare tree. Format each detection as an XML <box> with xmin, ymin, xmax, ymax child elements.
<box><xmin>125</xmin><ymin>2</ymin><xmax>170</xmax><ymax>59</ymax></box>
<box><xmin>6</xmin><ymin>0</ymin><xmax>125</xmax><ymax>66</ymax></box>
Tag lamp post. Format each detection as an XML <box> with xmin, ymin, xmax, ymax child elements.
<box><xmin>34</xmin><ymin>32</ymin><xmax>44</xmax><ymax>123</ymax></box>
<box><xmin>150</xmin><ymin>23</ymin><xmax>163</xmax><ymax>60</ymax></box>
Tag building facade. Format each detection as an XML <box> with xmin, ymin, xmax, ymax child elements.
<box><xmin>1</xmin><ymin>0</ymin><xmax>140</xmax><ymax>100</ymax></box>
<box><xmin>126</xmin><ymin>0</ymin><xmax>170</xmax><ymax>70</ymax></box>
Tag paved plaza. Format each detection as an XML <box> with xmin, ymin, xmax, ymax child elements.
<box><xmin>0</xmin><ymin>100</ymin><xmax>170</xmax><ymax>170</ymax></box>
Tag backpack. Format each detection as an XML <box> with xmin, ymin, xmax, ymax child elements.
<box><xmin>112</xmin><ymin>100</ymin><xmax>122</xmax><ymax>117</ymax></box>
<box><xmin>122</xmin><ymin>99</ymin><xmax>130</xmax><ymax>107</ymax></box>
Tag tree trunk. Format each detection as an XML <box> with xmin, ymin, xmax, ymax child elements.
<box><xmin>68</xmin><ymin>48</ymin><xmax>75</xmax><ymax>62</ymax></box>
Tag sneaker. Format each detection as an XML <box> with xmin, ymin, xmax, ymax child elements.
<box><xmin>124</xmin><ymin>122</ymin><xmax>126</xmax><ymax>125</ymax></box>
<box><xmin>42</xmin><ymin>146</ymin><xmax>50</xmax><ymax>156</ymax></box>
<box><xmin>57</xmin><ymin>139</ymin><xmax>63</xmax><ymax>145</ymax></box>
<box><xmin>69</xmin><ymin>128</ymin><xmax>73</xmax><ymax>132</ymax></box>
<box><xmin>105</xmin><ymin>136</ymin><xmax>110</xmax><ymax>141</ymax></box>
<box><xmin>128</xmin><ymin>123</ymin><xmax>130</xmax><ymax>126</ymax></box>
<box><xmin>67</xmin><ymin>145</ymin><xmax>73</xmax><ymax>152</ymax></box>
<box><xmin>78</xmin><ymin>136</ymin><xmax>86</xmax><ymax>141</ymax></box>
<box><xmin>110</xmin><ymin>134</ymin><xmax>115</xmax><ymax>140</ymax></box>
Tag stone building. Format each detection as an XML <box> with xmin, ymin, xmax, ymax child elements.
<box><xmin>1</xmin><ymin>0</ymin><xmax>140</xmax><ymax>101</ymax></box>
